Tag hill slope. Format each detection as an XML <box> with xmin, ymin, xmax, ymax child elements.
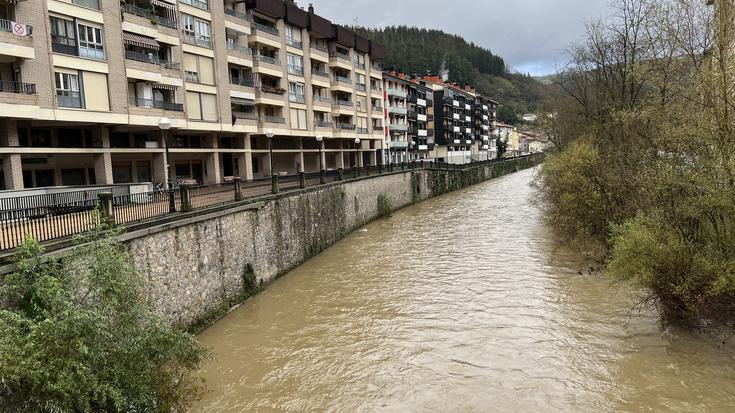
<box><xmin>355</xmin><ymin>26</ymin><xmax>552</xmax><ymax>123</ymax></box>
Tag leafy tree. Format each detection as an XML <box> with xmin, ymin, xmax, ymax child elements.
<box><xmin>495</xmin><ymin>137</ymin><xmax>508</xmax><ymax>159</ymax></box>
<box><xmin>496</xmin><ymin>105</ymin><xmax>520</xmax><ymax>125</ymax></box>
<box><xmin>0</xmin><ymin>227</ymin><xmax>209</xmax><ymax>412</ymax></box>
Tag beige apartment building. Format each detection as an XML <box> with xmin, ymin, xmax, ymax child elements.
<box><xmin>0</xmin><ymin>0</ymin><xmax>385</xmax><ymax>189</ymax></box>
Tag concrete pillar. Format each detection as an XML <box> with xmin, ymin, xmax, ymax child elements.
<box><xmin>204</xmin><ymin>152</ymin><xmax>221</xmax><ymax>184</ymax></box>
<box><xmin>2</xmin><ymin>119</ymin><xmax>23</xmax><ymax>189</ymax></box>
<box><xmin>242</xmin><ymin>134</ymin><xmax>254</xmax><ymax>180</ymax></box>
<box><xmin>152</xmin><ymin>152</ymin><xmax>168</xmax><ymax>185</ymax></box>
<box><xmin>298</xmin><ymin>139</ymin><xmax>305</xmax><ymax>172</ymax></box>
<box><xmin>94</xmin><ymin>153</ymin><xmax>113</xmax><ymax>184</ymax></box>
<box><xmin>336</xmin><ymin>142</ymin><xmax>345</xmax><ymax>169</ymax></box>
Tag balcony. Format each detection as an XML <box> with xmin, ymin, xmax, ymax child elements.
<box><xmin>51</xmin><ymin>39</ymin><xmax>78</xmax><ymax>56</ymax></box>
<box><xmin>389</xmin><ymin>124</ymin><xmax>408</xmax><ymax>132</ymax></box>
<box><xmin>371</xmin><ymin>62</ymin><xmax>382</xmax><ymax>71</ymax></box>
<box><xmin>372</xmin><ymin>105</ymin><xmax>383</xmax><ymax>112</ymax></box>
<box><xmin>224</xmin><ymin>8</ymin><xmax>252</xmax><ymax>22</ymax></box>
<box><xmin>335</xmin><ymin>123</ymin><xmax>355</xmax><ymax>130</ymax></box>
<box><xmin>258</xmin><ymin>115</ymin><xmax>285</xmax><ymax>124</ymax></box>
<box><xmin>329</xmin><ymin>51</ymin><xmax>351</xmax><ymax>62</ymax></box>
<box><xmin>386</xmin><ymin>88</ymin><xmax>407</xmax><ymax>98</ymax></box>
<box><xmin>121</xmin><ymin>4</ymin><xmax>177</xmax><ymax>28</ymax></box>
<box><xmin>389</xmin><ymin>140</ymin><xmax>408</xmax><ymax>149</ymax></box>
<box><xmin>355</xmin><ymin>62</ymin><xmax>365</xmax><ymax>70</ymax></box>
<box><xmin>253</xmin><ymin>22</ymin><xmax>279</xmax><ymax>36</ymax></box>
<box><xmin>125</xmin><ymin>50</ymin><xmax>180</xmax><ymax>69</ymax></box>
<box><xmin>227</xmin><ymin>44</ymin><xmax>254</xmax><ymax>57</ymax></box>
<box><xmin>71</xmin><ymin>0</ymin><xmax>101</xmax><ymax>9</ymax></box>
<box><xmin>129</xmin><ymin>97</ymin><xmax>183</xmax><ymax>111</ymax></box>
<box><xmin>356</xmin><ymin>83</ymin><xmax>366</xmax><ymax>92</ymax></box>
<box><xmin>286</xmin><ymin>38</ymin><xmax>303</xmax><ymax>49</ymax></box>
<box><xmin>57</xmin><ymin>92</ymin><xmax>83</xmax><ymax>109</ymax></box>
<box><xmin>357</xmin><ymin>127</ymin><xmax>368</xmax><ymax>134</ymax></box>
<box><xmin>254</xmin><ymin>54</ymin><xmax>280</xmax><ymax>66</ymax></box>
<box><xmin>288</xmin><ymin>93</ymin><xmax>305</xmax><ymax>103</ymax></box>
<box><xmin>181</xmin><ymin>33</ymin><xmax>212</xmax><ymax>48</ymax></box>
<box><xmin>288</xmin><ymin>64</ymin><xmax>304</xmax><ymax>77</ymax></box>
<box><xmin>0</xmin><ymin>19</ymin><xmax>32</xmax><ymax>37</ymax></box>
<box><xmin>313</xmin><ymin>95</ymin><xmax>331</xmax><ymax>105</ymax></box>
<box><xmin>315</xmin><ymin>120</ymin><xmax>333</xmax><ymax>129</ymax></box>
<box><xmin>232</xmin><ymin>110</ymin><xmax>257</xmax><ymax>120</ymax></box>
<box><xmin>332</xmin><ymin>75</ymin><xmax>352</xmax><ymax>85</ymax></box>
<box><xmin>388</xmin><ymin>106</ymin><xmax>407</xmax><ymax>115</ymax></box>
<box><xmin>332</xmin><ymin>100</ymin><xmax>353</xmax><ymax>108</ymax></box>
<box><xmin>312</xmin><ymin>68</ymin><xmax>329</xmax><ymax>78</ymax></box>
<box><xmin>0</xmin><ymin>80</ymin><xmax>36</xmax><ymax>94</ymax></box>
<box><xmin>230</xmin><ymin>75</ymin><xmax>255</xmax><ymax>87</ymax></box>
<box><xmin>180</xmin><ymin>0</ymin><xmax>209</xmax><ymax>11</ymax></box>
<box><xmin>311</xmin><ymin>43</ymin><xmax>328</xmax><ymax>53</ymax></box>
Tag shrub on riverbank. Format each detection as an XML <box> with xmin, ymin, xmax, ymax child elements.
<box><xmin>0</xmin><ymin>227</ymin><xmax>209</xmax><ymax>412</ymax></box>
<box><xmin>537</xmin><ymin>0</ymin><xmax>735</xmax><ymax>325</ymax></box>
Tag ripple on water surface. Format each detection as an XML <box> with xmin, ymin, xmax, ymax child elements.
<box><xmin>194</xmin><ymin>168</ymin><xmax>735</xmax><ymax>412</ymax></box>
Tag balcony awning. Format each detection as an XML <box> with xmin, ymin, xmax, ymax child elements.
<box><xmin>150</xmin><ymin>0</ymin><xmax>175</xmax><ymax>10</ymax></box>
<box><xmin>123</xmin><ymin>32</ymin><xmax>159</xmax><ymax>50</ymax></box>
<box><xmin>152</xmin><ymin>83</ymin><xmax>176</xmax><ymax>91</ymax></box>
<box><xmin>231</xmin><ymin>97</ymin><xmax>255</xmax><ymax>105</ymax></box>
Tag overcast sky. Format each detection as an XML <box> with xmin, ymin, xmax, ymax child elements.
<box><xmin>307</xmin><ymin>0</ymin><xmax>611</xmax><ymax>76</ymax></box>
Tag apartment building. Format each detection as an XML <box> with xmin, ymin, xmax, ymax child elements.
<box><xmin>382</xmin><ymin>71</ymin><xmax>409</xmax><ymax>163</ymax></box>
<box><xmin>474</xmin><ymin>94</ymin><xmax>498</xmax><ymax>160</ymax></box>
<box><xmin>423</xmin><ymin>77</ymin><xmax>478</xmax><ymax>164</ymax></box>
<box><xmin>0</xmin><ymin>0</ymin><xmax>384</xmax><ymax>190</ymax></box>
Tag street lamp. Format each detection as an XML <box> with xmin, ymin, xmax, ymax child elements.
<box><xmin>354</xmin><ymin>137</ymin><xmax>361</xmax><ymax>176</ymax></box>
<box><xmin>316</xmin><ymin>135</ymin><xmax>325</xmax><ymax>184</ymax></box>
<box><xmin>158</xmin><ymin>117</ymin><xmax>172</xmax><ymax>189</ymax></box>
<box><xmin>266</xmin><ymin>128</ymin><xmax>275</xmax><ymax>177</ymax></box>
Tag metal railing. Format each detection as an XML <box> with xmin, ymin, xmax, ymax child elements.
<box><xmin>181</xmin><ymin>32</ymin><xmax>212</xmax><ymax>48</ymax></box>
<box><xmin>232</xmin><ymin>110</ymin><xmax>257</xmax><ymax>120</ymax></box>
<box><xmin>227</xmin><ymin>44</ymin><xmax>253</xmax><ymax>56</ymax></box>
<box><xmin>129</xmin><ymin>97</ymin><xmax>184</xmax><ymax>111</ymax></box>
<box><xmin>313</xmin><ymin>95</ymin><xmax>331</xmax><ymax>104</ymax></box>
<box><xmin>330</xmin><ymin>52</ymin><xmax>351</xmax><ymax>62</ymax></box>
<box><xmin>0</xmin><ymin>155</ymin><xmax>543</xmax><ymax>253</ymax></box>
<box><xmin>255</xmin><ymin>55</ymin><xmax>280</xmax><ymax>66</ymax></box>
<box><xmin>315</xmin><ymin>120</ymin><xmax>333</xmax><ymax>128</ymax></box>
<box><xmin>333</xmin><ymin>75</ymin><xmax>352</xmax><ymax>85</ymax></box>
<box><xmin>230</xmin><ymin>75</ymin><xmax>255</xmax><ymax>87</ymax></box>
<box><xmin>0</xmin><ymin>19</ymin><xmax>32</xmax><ymax>36</ymax></box>
<box><xmin>57</xmin><ymin>92</ymin><xmax>82</xmax><ymax>109</ymax></box>
<box><xmin>372</xmin><ymin>105</ymin><xmax>383</xmax><ymax>112</ymax></box>
<box><xmin>357</xmin><ymin>127</ymin><xmax>368</xmax><ymax>134</ymax></box>
<box><xmin>333</xmin><ymin>100</ymin><xmax>353</xmax><ymax>107</ymax></box>
<box><xmin>72</xmin><ymin>0</ymin><xmax>101</xmax><ymax>9</ymax></box>
<box><xmin>51</xmin><ymin>41</ymin><xmax>77</xmax><ymax>56</ymax></box>
<box><xmin>312</xmin><ymin>69</ymin><xmax>329</xmax><ymax>78</ymax></box>
<box><xmin>0</xmin><ymin>80</ymin><xmax>36</xmax><ymax>94</ymax></box>
<box><xmin>253</xmin><ymin>22</ymin><xmax>279</xmax><ymax>36</ymax></box>
<box><xmin>288</xmin><ymin>65</ymin><xmax>304</xmax><ymax>76</ymax></box>
<box><xmin>286</xmin><ymin>38</ymin><xmax>303</xmax><ymax>49</ymax></box>
<box><xmin>124</xmin><ymin>50</ymin><xmax>180</xmax><ymax>69</ymax></box>
<box><xmin>259</xmin><ymin>115</ymin><xmax>285</xmax><ymax>124</ymax></box>
<box><xmin>224</xmin><ymin>8</ymin><xmax>252</xmax><ymax>22</ymax></box>
<box><xmin>356</xmin><ymin>83</ymin><xmax>366</xmax><ymax>92</ymax></box>
<box><xmin>121</xmin><ymin>4</ymin><xmax>177</xmax><ymax>28</ymax></box>
<box><xmin>311</xmin><ymin>43</ymin><xmax>328</xmax><ymax>53</ymax></box>
<box><xmin>336</xmin><ymin>123</ymin><xmax>356</xmax><ymax>130</ymax></box>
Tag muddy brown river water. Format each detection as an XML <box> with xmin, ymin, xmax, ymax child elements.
<box><xmin>193</xmin><ymin>168</ymin><xmax>735</xmax><ymax>412</ymax></box>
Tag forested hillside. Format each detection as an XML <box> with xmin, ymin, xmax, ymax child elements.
<box><xmin>355</xmin><ymin>26</ymin><xmax>552</xmax><ymax>123</ymax></box>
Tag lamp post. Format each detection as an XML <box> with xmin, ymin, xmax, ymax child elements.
<box><xmin>354</xmin><ymin>137</ymin><xmax>361</xmax><ymax>177</ymax></box>
<box><xmin>158</xmin><ymin>117</ymin><xmax>176</xmax><ymax>212</ymax></box>
<box><xmin>266</xmin><ymin>128</ymin><xmax>275</xmax><ymax>176</ymax></box>
<box><xmin>316</xmin><ymin>135</ymin><xmax>325</xmax><ymax>184</ymax></box>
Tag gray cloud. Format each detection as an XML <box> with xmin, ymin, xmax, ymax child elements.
<box><xmin>305</xmin><ymin>0</ymin><xmax>611</xmax><ymax>75</ymax></box>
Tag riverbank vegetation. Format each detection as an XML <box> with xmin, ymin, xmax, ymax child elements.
<box><xmin>536</xmin><ymin>0</ymin><xmax>735</xmax><ymax>325</ymax></box>
<box><xmin>0</xmin><ymin>227</ymin><xmax>209</xmax><ymax>412</ymax></box>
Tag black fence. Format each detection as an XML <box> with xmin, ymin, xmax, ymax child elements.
<box><xmin>0</xmin><ymin>156</ymin><xmax>541</xmax><ymax>253</ymax></box>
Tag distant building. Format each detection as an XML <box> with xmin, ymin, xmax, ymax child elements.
<box><xmin>522</xmin><ymin>114</ymin><xmax>538</xmax><ymax>122</ymax></box>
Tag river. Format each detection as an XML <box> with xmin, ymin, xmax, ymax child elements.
<box><xmin>193</xmin><ymin>168</ymin><xmax>735</xmax><ymax>412</ymax></box>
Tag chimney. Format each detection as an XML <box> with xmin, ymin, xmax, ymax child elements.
<box><xmin>308</xmin><ymin>3</ymin><xmax>314</xmax><ymax>13</ymax></box>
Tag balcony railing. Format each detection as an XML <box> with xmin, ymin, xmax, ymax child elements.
<box><xmin>372</xmin><ymin>105</ymin><xmax>383</xmax><ymax>112</ymax></box>
<box><xmin>311</xmin><ymin>43</ymin><xmax>328</xmax><ymax>53</ymax></box>
<box><xmin>315</xmin><ymin>120</ymin><xmax>333</xmax><ymax>128</ymax></box>
<box><xmin>57</xmin><ymin>92</ymin><xmax>82</xmax><ymax>109</ymax></box>
<box><xmin>227</xmin><ymin>43</ymin><xmax>253</xmax><ymax>56</ymax></box>
<box><xmin>389</xmin><ymin>124</ymin><xmax>408</xmax><ymax>131</ymax></box>
<box><xmin>312</xmin><ymin>69</ymin><xmax>329</xmax><ymax>78</ymax></box>
<box><xmin>332</xmin><ymin>75</ymin><xmax>352</xmax><ymax>85</ymax></box>
<box><xmin>336</xmin><ymin>123</ymin><xmax>356</xmax><ymax>130</ymax></box>
<box><xmin>371</xmin><ymin>62</ymin><xmax>382</xmax><ymax>71</ymax></box>
<box><xmin>51</xmin><ymin>40</ymin><xmax>77</xmax><ymax>56</ymax></box>
<box><xmin>181</xmin><ymin>33</ymin><xmax>211</xmax><ymax>48</ymax></box>
<box><xmin>255</xmin><ymin>54</ymin><xmax>280</xmax><ymax>66</ymax></box>
<box><xmin>232</xmin><ymin>110</ymin><xmax>257</xmax><ymax>120</ymax></box>
<box><xmin>333</xmin><ymin>100</ymin><xmax>353</xmax><ymax>107</ymax></box>
<box><xmin>355</xmin><ymin>63</ymin><xmax>365</xmax><ymax>70</ymax></box>
<box><xmin>329</xmin><ymin>52</ymin><xmax>351</xmax><ymax>62</ymax></box>
<box><xmin>386</xmin><ymin>88</ymin><xmax>407</xmax><ymax>98</ymax></box>
<box><xmin>180</xmin><ymin>0</ymin><xmax>209</xmax><ymax>10</ymax></box>
<box><xmin>0</xmin><ymin>80</ymin><xmax>36</xmax><ymax>94</ymax></box>
<box><xmin>78</xmin><ymin>45</ymin><xmax>106</xmax><ymax>61</ymax></box>
<box><xmin>224</xmin><ymin>8</ymin><xmax>252</xmax><ymax>22</ymax></box>
<box><xmin>230</xmin><ymin>76</ymin><xmax>254</xmax><ymax>87</ymax></box>
<box><xmin>125</xmin><ymin>50</ymin><xmax>180</xmax><ymax>69</ymax></box>
<box><xmin>288</xmin><ymin>93</ymin><xmax>305</xmax><ymax>104</ymax></box>
<box><xmin>129</xmin><ymin>97</ymin><xmax>183</xmax><ymax>111</ymax></box>
<box><xmin>121</xmin><ymin>4</ymin><xmax>177</xmax><ymax>28</ymax></box>
<box><xmin>0</xmin><ymin>19</ymin><xmax>32</xmax><ymax>36</ymax></box>
<box><xmin>313</xmin><ymin>95</ymin><xmax>331</xmax><ymax>104</ymax></box>
<box><xmin>356</xmin><ymin>83</ymin><xmax>366</xmax><ymax>92</ymax></box>
<box><xmin>357</xmin><ymin>127</ymin><xmax>368</xmax><ymax>134</ymax></box>
<box><xmin>185</xmin><ymin>72</ymin><xmax>199</xmax><ymax>82</ymax></box>
<box><xmin>259</xmin><ymin>115</ymin><xmax>285</xmax><ymax>124</ymax></box>
<box><xmin>286</xmin><ymin>38</ymin><xmax>303</xmax><ymax>49</ymax></box>
<box><xmin>288</xmin><ymin>65</ymin><xmax>304</xmax><ymax>76</ymax></box>
<box><xmin>388</xmin><ymin>106</ymin><xmax>408</xmax><ymax>115</ymax></box>
<box><xmin>253</xmin><ymin>22</ymin><xmax>279</xmax><ymax>36</ymax></box>
<box><xmin>72</xmin><ymin>0</ymin><xmax>101</xmax><ymax>9</ymax></box>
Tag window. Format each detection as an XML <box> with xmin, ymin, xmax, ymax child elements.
<box><xmin>356</xmin><ymin>96</ymin><xmax>367</xmax><ymax>112</ymax></box>
<box><xmin>78</xmin><ymin>24</ymin><xmax>105</xmax><ymax>60</ymax></box>
<box><xmin>196</xmin><ymin>20</ymin><xmax>211</xmax><ymax>44</ymax></box>
<box><xmin>289</xmin><ymin>109</ymin><xmax>307</xmax><ymax>130</ymax></box>
<box><xmin>181</xmin><ymin>14</ymin><xmax>212</xmax><ymax>47</ymax></box>
<box><xmin>50</xmin><ymin>16</ymin><xmax>76</xmax><ymax>55</ymax></box>
<box><xmin>181</xmin><ymin>14</ymin><xmax>195</xmax><ymax>37</ymax></box>
<box><xmin>185</xmin><ymin>91</ymin><xmax>218</xmax><ymax>122</ymax></box>
<box><xmin>287</xmin><ymin>53</ymin><xmax>303</xmax><ymax>76</ymax></box>
<box><xmin>55</xmin><ymin>72</ymin><xmax>82</xmax><ymax>108</ymax></box>
<box><xmin>285</xmin><ymin>25</ymin><xmax>302</xmax><ymax>48</ymax></box>
<box><xmin>288</xmin><ymin>82</ymin><xmax>305</xmax><ymax>103</ymax></box>
<box><xmin>182</xmin><ymin>53</ymin><xmax>215</xmax><ymax>85</ymax></box>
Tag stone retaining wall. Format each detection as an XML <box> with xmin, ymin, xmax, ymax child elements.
<box><xmin>126</xmin><ymin>155</ymin><xmax>544</xmax><ymax>327</ymax></box>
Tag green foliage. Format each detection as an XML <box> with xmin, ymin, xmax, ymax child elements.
<box><xmin>496</xmin><ymin>105</ymin><xmax>519</xmax><ymax>124</ymax></box>
<box><xmin>377</xmin><ymin>193</ymin><xmax>392</xmax><ymax>218</ymax></box>
<box><xmin>0</xmin><ymin>228</ymin><xmax>209</xmax><ymax>412</ymax></box>
<box><xmin>355</xmin><ymin>26</ymin><xmax>553</xmax><ymax>115</ymax></box>
<box><xmin>495</xmin><ymin>137</ymin><xmax>507</xmax><ymax>159</ymax></box>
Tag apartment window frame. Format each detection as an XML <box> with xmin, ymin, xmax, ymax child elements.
<box><xmin>288</xmin><ymin>81</ymin><xmax>305</xmax><ymax>104</ymax></box>
<box><xmin>55</xmin><ymin>71</ymin><xmax>83</xmax><ymax>109</ymax></box>
<box><xmin>50</xmin><ymin>16</ymin><xmax>77</xmax><ymax>55</ymax></box>
<box><xmin>77</xmin><ymin>23</ymin><xmax>105</xmax><ymax>60</ymax></box>
<box><xmin>287</xmin><ymin>53</ymin><xmax>303</xmax><ymax>76</ymax></box>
